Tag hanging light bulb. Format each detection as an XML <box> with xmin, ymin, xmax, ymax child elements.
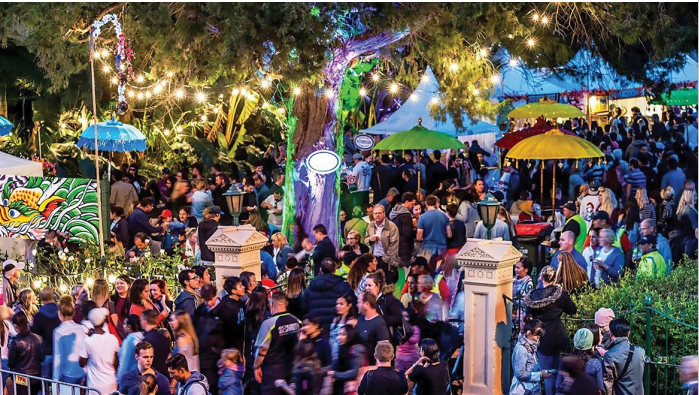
<box><xmin>145</xmin><ymin>91</ymin><xmax>152</xmax><ymax>99</ymax></box>
<box><xmin>490</xmin><ymin>74</ymin><xmax>502</xmax><ymax>85</ymax></box>
<box><xmin>213</xmin><ymin>107</ymin><xmax>219</xmax><ymax>114</ymax></box>
<box><xmin>136</xmin><ymin>75</ymin><xmax>145</xmax><ymax>83</ymax></box>
<box><xmin>232</xmin><ymin>88</ymin><xmax>240</xmax><ymax>96</ymax></box>
<box><xmin>241</xmin><ymin>88</ymin><xmax>248</xmax><ymax>95</ymax></box>
<box><xmin>508</xmin><ymin>34</ymin><xmax>514</xmax><ymax>39</ymax></box>
<box><xmin>430</xmin><ymin>97</ymin><xmax>440</xmax><ymax>105</ymax></box>
<box><xmin>160</xmin><ymin>80</ymin><xmax>167</xmax><ymax>87</ymax></box>
<box><xmin>100</xmin><ymin>49</ymin><xmax>109</xmax><ymax>58</ymax></box>
<box><xmin>201</xmin><ymin>114</ymin><xmax>208</xmax><ymax>121</ymax></box>
<box><xmin>359</xmin><ymin>87</ymin><xmax>367</xmax><ymax>96</ymax></box>
<box><xmin>479</xmin><ymin>48</ymin><xmax>488</xmax><ymax>57</ymax></box>
<box><xmin>196</xmin><ymin>92</ymin><xmax>207</xmax><ymax>103</ymax></box>
<box><xmin>527</xmin><ymin>38</ymin><xmax>536</xmax><ymax>47</ymax></box>
<box><xmin>153</xmin><ymin>85</ymin><xmax>162</xmax><ymax>94</ymax></box>
<box><xmin>111</xmin><ymin>77</ymin><xmax>118</xmax><ymax>84</ymax></box>
<box><xmin>293</xmin><ymin>87</ymin><xmax>301</xmax><ymax>96</ymax></box>
<box><xmin>127</xmin><ymin>90</ymin><xmax>135</xmax><ymax>98</ymax></box>
<box><xmin>325</xmin><ymin>89</ymin><xmax>334</xmax><ymax>99</ymax></box>
<box><xmin>421</xmin><ymin>74</ymin><xmax>430</xmax><ymax>83</ymax></box>
<box><xmin>541</xmin><ymin>16</ymin><xmax>549</xmax><ymax>25</ymax></box>
<box><xmin>532</xmin><ymin>13</ymin><xmax>540</xmax><ymax>21</ymax></box>
<box><xmin>176</xmin><ymin>126</ymin><xmax>183</xmax><ymax>133</ymax></box>
<box><xmin>389</xmin><ymin>83</ymin><xmax>399</xmax><ymax>94</ymax></box>
<box><xmin>175</xmin><ymin>89</ymin><xmax>185</xmax><ymax>99</ymax></box>
<box><xmin>137</xmin><ymin>92</ymin><xmax>144</xmax><ymax>100</ymax></box>
<box><xmin>472</xmin><ymin>88</ymin><xmax>480</xmax><ymax>95</ymax></box>
<box><xmin>372</xmin><ymin>74</ymin><xmax>380</xmax><ymax>82</ymax></box>
<box><xmin>60</xmin><ymin>123</ymin><xmax>67</xmax><ymax>129</ymax></box>
<box><xmin>261</xmin><ymin>79</ymin><xmax>270</xmax><ymax>89</ymax></box>
<box><xmin>166</xmin><ymin>72</ymin><xmax>174</xmax><ymax>78</ymax></box>
<box><xmin>164</xmin><ymin>129</ymin><xmax>170</xmax><ymax>135</ymax></box>
<box><xmin>409</xmin><ymin>94</ymin><xmax>418</xmax><ymax>102</ymax></box>
<box><xmin>450</xmin><ymin>63</ymin><xmax>459</xmax><ymax>72</ymax></box>
<box><xmin>509</xmin><ymin>58</ymin><xmax>519</xmax><ymax>67</ymax></box>
<box><xmin>94</xmin><ymin>51</ymin><xmax>101</xmax><ymax>59</ymax></box>
<box><xmin>102</xmin><ymin>65</ymin><xmax>110</xmax><ymax>73</ymax></box>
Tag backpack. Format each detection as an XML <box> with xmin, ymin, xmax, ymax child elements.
<box><xmin>377</xmin><ymin>296</ymin><xmax>414</xmax><ymax>345</ymax></box>
<box><xmin>182</xmin><ymin>380</ymin><xmax>211</xmax><ymax>395</ymax></box>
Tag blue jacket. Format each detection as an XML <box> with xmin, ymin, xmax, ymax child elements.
<box><xmin>128</xmin><ymin>207</ymin><xmax>162</xmax><ymax>242</ymax></box>
<box><xmin>219</xmin><ymin>366</ymin><xmax>244</xmax><ymax>395</ymax></box>
<box><xmin>274</xmin><ymin>246</ymin><xmax>295</xmax><ymax>272</ymax></box>
<box><xmin>30</xmin><ymin>302</ymin><xmax>60</xmax><ymax>356</ymax></box>
<box><xmin>260</xmin><ymin>250</ymin><xmax>277</xmax><ymax>281</ymax></box>
<box><xmin>301</xmin><ymin>274</ymin><xmax>353</xmax><ymax>330</ymax></box>
<box><xmin>119</xmin><ymin>368</ymin><xmax>171</xmax><ymax>395</ymax></box>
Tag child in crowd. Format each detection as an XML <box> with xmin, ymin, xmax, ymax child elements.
<box><xmin>218</xmin><ymin>348</ymin><xmax>244</xmax><ymax>395</ymax></box>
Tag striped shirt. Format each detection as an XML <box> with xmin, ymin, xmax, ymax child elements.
<box><xmin>624</xmin><ymin>169</ymin><xmax>646</xmax><ymax>194</ymax></box>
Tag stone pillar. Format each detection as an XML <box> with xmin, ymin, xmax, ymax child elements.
<box><xmin>205</xmin><ymin>224</ymin><xmax>268</xmax><ymax>290</ymax></box>
<box><xmin>456</xmin><ymin>238</ymin><xmax>522</xmax><ymax>395</ymax></box>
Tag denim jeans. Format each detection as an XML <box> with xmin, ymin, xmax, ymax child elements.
<box><xmin>537</xmin><ymin>352</ymin><xmax>560</xmax><ymax>395</ymax></box>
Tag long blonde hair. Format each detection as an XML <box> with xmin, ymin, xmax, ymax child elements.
<box><xmin>635</xmin><ymin>187</ymin><xmax>650</xmax><ymax>210</ymax></box>
<box><xmin>91</xmin><ymin>279</ymin><xmax>110</xmax><ymax>309</ymax></box>
<box><xmin>677</xmin><ymin>189</ymin><xmax>697</xmax><ymax>217</ymax></box>
<box><xmin>555</xmin><ymin>252</ymin><xmax>588</xmax><ymax>292</ymax></box>
<box><xmin>598</xmin><ymin>187</ymin><xmax>617</xmax><ymax>216</ymax></box>
<box><xmin>172</xmin><ymin>310</ymin><xmax>199</xmax><ymax>355</ymax></box>
<box><xmin>17</xmin><ymin>289</ymin><xmax>38</xmax><ymax>322</ymax></box>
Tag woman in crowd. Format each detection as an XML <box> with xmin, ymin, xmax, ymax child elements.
<box><xmin>566</xmin><ymin>328</ymin><xmax>604</xmax><ymax>393</ymax></box>
<box><xmin>365</xmin><ymin>271</ymin><xmax>403</xmax><ymax>344</ymax></box>
<box><xmin>406</xmin><ymin>338</ymin><xmax>450</xmax><ymax>395</ymax></box>
<box><xmin>555</xmin><ymin>252</ymin><xmax>589</xmax><ymax>293</ymax></box>
<box><xmin>177</xmin><ymin>206</ymin><xmax>198</xmax><ymax>229</ymax></box>
<box><xmin>117</xmin><ymin>314</ymin><xmax>144</xmax><ymax>383</ymax></box>
<box><xmin>8</xmin><ymin>311</ymin><xmax>43</xmax><ymax>395</ymax></box>
<box><xmin>636</xmin><ymin>187</ymin><xmax>656</xmax><ymax>221</ymax></box>
<box><xmin>582</xmin><ymin>228</ymin><xmax>601</xmax><ymax>265</ymax></box>
<box><xmin>597</xmin><ymin>187</ymin><xmax>618</xmax><ymax>223</ymax></box>
<box><xmin>659</xmin><ymin>186</ymin><xmax>675</xmax><ymax>234</ymax></box>
<box><xmin>0</xmin><ymin>306</ymin><xmax>16</xmax><ymax>384</ymax></box>
<box><xmin>672</xmin><ymin>188</ymin><xmax>699</xmax><ymax>261</ymax></box>
<box><xmin>92</xmin><ymin>279</ymin><xmax>120</xmax><ymax>338</ymax></box>
<box><xmin>400</xmin><ymin>274</ymin><xmax>420</xmax><ymax>310</ymax></box>
<box><xmin>240</xmin><ymin>271</ymin><xmax>258</xmax><ymax>303</ymax></box>
<box><xmin>328</xmin><ymin>324</ymin><xmax>367</xmax><ymax>395</ymax></box>
<box><xmin>525</xmin><ymin>266</ymin><xmax>577</xmax><ymax>395</ymax></box>
<box><xmin>14</xmin><ymin>289</ymin><xmax>38</xmax><ymax>324</ymax></box>
<box><xmin>591</xmin><ymin>229</ymin><xmax>624</xmax><ymax>288</ymax></box>
<box><xmin>243</xmin><ymin>286</ymin><xmax>270</xmax><ymax>392</ymax></box>
<box><xmin>170</xmin><ymin>310</ymin><xmax>200</xmax><ymax>373</ymax></box>
<box><xmin>110</xmin><ymin>206</ymin><xmax>130</xmax><ymax>249</ymax></box>
<box><xmin>170</xmin><ymin>181</ymin><xmax>192</xmax><ymax>215</ymax></box>
<box><xmin>510</xmin><ymin>317</ymin><xmax>549</xmax><ymax>395</ymax></box>
<box><xmin>329</xmin><ymin>294</ymin><xmax>358</xmax><ymax>364</ymax></box>
<box><xmin>285</xmin><ymin>268</ymin><xmax>306</xmax><ymax>319</ymax></box>
<box><xmin>455</xmin><ymin>188</ymin><xmax>481</xmax><ymax>238</ymax></box>
<box><xmin>129</xmin><ymin>279</ymin><xmax>169</xmax><ymax>324</ymax></box>
<box><xmin>271</xmin><ymin>232</ymin><xmax>295</xmax><ymax>273</ymax></box>
<box><xmin>111</xmin><ymin>275</ymin><xmax>132</xmax><ymax>329</ymax></box>
<box><xmin>395</xmin><ymin>309</ymin><xmax>421</xmax><ymax>378</ymax></box>
<box><xmin>150</xmin><ymin>279</ymin><xmax>174</xmax><ymax>336</ymax></box>
<box><xmin>512</xmin><ymin>258</ymin><xmax>534</xmax><ymax>334</ymax></box>
<box><xmin>338</xmin><ymin>230</ymin><xmax>370</xmax><ymax>263</ymax></box>
<box><xmin>347</xmin><ymin>254</ymin><xmax>376</xmax><ymax>297</ymax></box>
<box><xmin>433</xmin><ymin>180</ymin><xmax>460</xmax><ymax>208</ymax></box>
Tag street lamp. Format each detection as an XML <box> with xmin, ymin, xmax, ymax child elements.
<box><xmin>477</xmin><ymin>191</ymin><xmax>501</xmax><ymax>239</ymax></box>
<box><xmin>223</xmin><ymin>184</ymin><xmax>245</xmax><ymax>226</ymax></box>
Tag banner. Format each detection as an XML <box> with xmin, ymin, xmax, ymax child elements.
<box><xmin>0</xmin><ymin>176</ymin><xmax>99</xmax><ymax>242</ymax></box>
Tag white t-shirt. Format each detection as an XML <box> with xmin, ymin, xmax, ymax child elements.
<box><xmin>263</xmin><ymin>194</ymin><xmax>283</xmax><ymax>227</ymax></box>
<box><xmin>580</xmin><ymin>195</ymin><xmax>601</xmax><ymax>221</ymax></box>
<box><xmin>351</xmin><ymin>161</ymin><xmax>372</xmax><ymax>192</ymax></box>
<box><xmin>79</xmin><ymin>332</ymin><xmax>119</xmax><ymax>395</ymax></box>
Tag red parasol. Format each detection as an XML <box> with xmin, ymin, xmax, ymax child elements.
<box><xmin>495</xmin><ymin>124</ymin><xmax>576</xmax><ymax>149</ymax></box>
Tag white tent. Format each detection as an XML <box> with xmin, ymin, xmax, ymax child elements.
<box><xmin>360</xmin><ymin>67</ymin><xmax>497</xmax><ymax>137</ymax></box>
<box><xmin>0</xmin><ymin>151</ymin><xmax>43</xmax><ymax>176</ymax></box>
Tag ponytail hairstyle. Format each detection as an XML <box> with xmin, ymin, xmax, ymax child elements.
<box><xmin>139</xmin><ymin>373</ymin><xmax>158</xmax><ymax>395</ymax></box>
<box><xmin>539</xmin><ymin>265</ymin><xmax>557</xmax><ymax>285</ymax></box>
<box><xmin>522</xmin><ymin>316</ymin><xmax>545</xmax><ymax>337</ymax></box>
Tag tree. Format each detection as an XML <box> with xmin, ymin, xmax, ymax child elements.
<box><xmin>1</xmin><ymin>3</ymin><xmax>696</xmax><ymax>245</ymax></box>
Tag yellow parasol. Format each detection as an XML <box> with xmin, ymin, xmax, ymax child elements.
<box><xmin>508</xmin><ymin>97</ymin><xmax>585</xmax><ymax>119</ymax></box>
<box><xmin>506</xmin><ymin>129</ymin><xmax>604</xmax><ymax>217</ymax></box>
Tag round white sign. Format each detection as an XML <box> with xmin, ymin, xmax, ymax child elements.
<box><xmin>353</xmin><ymin>134</ymin><xmax>375</xmax><ymax>150</ymax></box>
<box><xmin>306</xmin><ymin>150</ymin><xmax>341</xmax><ymax>174</ymax></box>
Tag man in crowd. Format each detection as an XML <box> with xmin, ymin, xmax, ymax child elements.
<box><xmin>141</xmin><ymin>310</ymin><xmax>171</xmax><ymax>378</ymax></box>
<box><xmin>31</xmin><ymin>287</ymin><xmax>61</xmax><ymax>378</ymax></box>
<box><xmin>211</xmin><ymin>173</ymin><xmax>232</xmax><ymax>226</ymax></box>
<box><xmin>390</xmin><ymin>192</ymin><xmax>417</xmax><ymax>266</ymax></box>
<box><xmin>119</xmin><ymin>341</ymin><xmax>171</xmax><ymax>395</ymax></box>
<box><xmin>624</xmin><ymin>158</ymin><xmax>647</xmax><ymax>200</ymax></box>
<box><xmin>167</xmin><ymin>354</ymin><xmax>210</xmax><ymax>395</ymax></box>
<box><xmin>126</xmin><ymin>232</ymin><xmax>163</xmax><ymax>260</ymax></box>
<box><xmin>302</xmin><ymin>258</ymin><xmax>353</xmax><ymax>330</ymax></box>
<box><xmin>426</xmin><ymin>150</ymin><xmax>448</xmax><ymax>192</ymax></box>
<box><xmin>639</xmin><ymin>219</ymin><xmax>672</xmax><ymax>273</ymax></box>
<box><xmin>551</xmin><ymin>231</ymin><xmax>588</xmax><ymax>273</ymax></box>
<box><xmin>197</xmin><ymin>206</ymin><xmax>221</xmax><ymax>265</ymax></box>
<box><xmin>111</xmin><ymin>170</ymin><xmax>139</xmax><ymax>218</ymax></box>
<box><xmin>221</xmin><ymin>276</ymin><xmax>246</xmax><ymax>352</ymax></box>
<box><xmin>128</xmin><ymin>198</ymin><xmax>163</xmax><ymax>245</ymax></box>
<box><xmin>371</xmin><ymin>154</ymin><xmax>398</xmax><ymax>204</ymax></box>
<box><xmin>416</xmin><ymin>195</ymin><xmax>451</xmax><ymax>261</ymax></box>
<box><xmin>311</xmin><ymin>224</ymin><xmax>336</xmax><ymax>277</ymax></box>
<box><xmin>561</xmin><ymin>201</ymin><xmax>588</xmax><ymax>253</ymax></box>
<box><xmin>174</xmin><ymin>269</ymin><xmax>200</xmax><ymax>321</ymax></box>
<box><xmin>357</xmin><ymin>341</ymin><xmax>408</xmax><ymax>395</ymax></box>
<box><xmin>377</xmin><ymin>187</ymin><xmax>400</xmax><ymax>215</ymax></box>
<box><xmin>603</xmin><ymin>318</ymin><xmax>646</xmax><ymax>395</ymax></box>
<box><xmin>356</xmin><ymin>291</ymin><xmax>390</xmax><ymax>365</ymax></box>
<box><xmin>636</xmin><ymin>234</ymin><xmax>667</xmax><ymax>279</ymax></box>
<box><xmin>364</xmin><ymin>204</ymin><xmax>400</xmax><ymax>284</ymax></box>
<box><xmin>254</xmin><ymin>292</ymin><xmax>302</xmax><ymax>395</ymax></box>
<box><xmin>349</xmin><ymin>152</ymin><xmax>372</xmax><ymax>210</ymax></box>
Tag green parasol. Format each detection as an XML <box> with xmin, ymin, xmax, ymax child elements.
<box><xmin>649</xmin><ymin>88</ymin><xmax>698</xmax><ymax>106</ymax></box>
<box><xmin>508</xmin><ymin>98</ymin><xmax>585</xmax><ymax>119</ymax></box>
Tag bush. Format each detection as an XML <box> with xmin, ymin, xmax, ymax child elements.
<box><xmin>565</xmin><ymin>257</ymin><xmax>698</xmax><ymax>392</ymax></box>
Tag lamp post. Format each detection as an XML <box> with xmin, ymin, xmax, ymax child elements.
<box><xmin>223</xmin><ymin>184</ymin><xmax>245</xmax><ymax>226</ymax></box>
<box><xmin>477</xmin><ymin>191</ymin><xmax>501</xmax><ymax>239</ymax></box>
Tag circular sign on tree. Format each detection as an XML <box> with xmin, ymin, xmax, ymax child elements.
<box><xmin>353</xmin><ymin>134</ymin><xmax>375</xmax><ymax>151</ymax></box>
<box><xmin>306</xmin><ymin>150</ymin><xmax>341</xmax><ymax>175</ymax></box>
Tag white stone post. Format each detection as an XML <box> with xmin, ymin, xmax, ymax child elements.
<box><xmin>456</xmin><ymin>239</ymin><xmax>522</xmax><ymax>395</ymax></box>
<box><xmin>205</xmin><ymin>224</ymin><xmax>268</xmax><ymax>290</ymax></box>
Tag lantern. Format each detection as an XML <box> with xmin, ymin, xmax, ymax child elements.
<box><xmin>477</xmin><ymin>192</ymin><xmax>501</xmax><ymax>239</ymax></box>
<box><xmin>223</xmin><ymin>184</ymin><xmax>245</xmax><ymax>226</ymax></box>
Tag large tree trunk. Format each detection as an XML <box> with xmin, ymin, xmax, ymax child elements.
<box><xmin>286</xmin><ymin>31</ymin><xmax>409</xmax><ymax>247</ymax></box>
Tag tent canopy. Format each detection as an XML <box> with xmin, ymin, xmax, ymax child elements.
<box><xmin>0</xmin><ymin>152</ymin><xmax>43</xmax><ymax>177</ymax></box>
<box><xmin>360</xmin><ymin>67</ymin><xmax>496</xmax><ymax>137</ymax></box>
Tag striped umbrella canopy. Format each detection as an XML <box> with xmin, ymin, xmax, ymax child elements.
<box><xmin>77</xmin><ymin>119</ymin><xmax>147</xmax><ymax>152</ymax></box>
<box><xmin>0</xmin><ymin>116</ymin><xmax>13</xmax><ymax>136</ymax></box>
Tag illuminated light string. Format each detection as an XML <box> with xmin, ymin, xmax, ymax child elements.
<box><xmin>90</xmin><ymin>14</ymin><xmax>134</xmax><ymax>115</ymax></box>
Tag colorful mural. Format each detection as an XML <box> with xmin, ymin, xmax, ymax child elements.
<box><xmin>0</xmin><ymin>176</ymin><xmax>99</xmax><ymax>242</ymax></box>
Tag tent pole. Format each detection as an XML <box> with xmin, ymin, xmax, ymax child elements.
<box><xmin>417</xmin><ymin>150</ymin><xmax>421</xmax><ymax>193</ymax></box>
<box><xmin>90</xmin><ymin>34</ymin><xmax>106</xmax><ymax>258</ymax></box>
<box><xmin>540</xmin><ymin>161</ymin><xmax>544</xmax><ymax>208</ymax></box>
<box><xmin>552</xmin><ymin>160</ymin><xmax>556</xmax><ymax>223</ymax></box>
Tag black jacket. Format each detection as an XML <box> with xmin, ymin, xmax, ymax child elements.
<box><xmin>194</xmin><ymin>300</ymin><xmax>237</xmax><ymax>366</ymax></box>
<box><xmin>370</xmin><ymin>165</ymin><xmax>398</xmax><ymax>204</ymax></box>
<box><xmin>302</xmin><ymin>274</ymin><xmax>353</xmax><ymax>330</ymax></box>
<box><xmin>197</xmin><ymin>218</ymin><xmax>219</xmax><ymax>262</ymax></box>
<box><xmin>311</xmin><ymin>237</ymin><xmax>337</xmax><ymax>277</ymax></box>
<box><xmin>376</xmin><ymin>292</ymin><xmax>404</xmax><ymax>330</ymax></box>
<box><xmin>525</xmin><ymin>285</ymin><xmax>577</xmax><ymax>356</ymax></box>
<box><xmin>30</xmin><ymin>302</ymin><xmax>61</xmax><ymax>356</ymax></box>
<box><xmin>389</xmin><ymin>204</ymin><xmax>414</xmax><ymax>265</ymax></box>
<box><xmin>8</xmin><ymin>333</ymin><xmax>44</xmax><ymax>375</ymax></box>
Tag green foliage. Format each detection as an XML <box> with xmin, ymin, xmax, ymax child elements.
<box><xmin>565</xmin><ymin>258</ymin><xmax>698</xmax><ymax>392</ymax></box>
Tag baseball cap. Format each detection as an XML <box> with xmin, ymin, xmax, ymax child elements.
<box><xmin>561</xmin><ymin>201</ymin><xmax>576</xmax><ymax>211</ymax></box>
<box><xmin>638</xmin><ymin>234</ymin><xmax>656</xmax><ymax>245</ymax></box>
<box><xmin>2</xmin><ymin>259</ymin><xmax>25</xmax><ymax>273</ymax></box>
<box><xmin>589</xmin><ymin>180</ymin><xmax>600</xmax><ymax>193</ymax></box>
<box><xmin>162</xmin><ymin>168</ymin><xmax>171</xmax><ymax>174</ymax></box>
<box><xmin>591</xmin><ymin>211</ymin><xmax>610</xmax><ymax>222</ymax></box>
<box><xmin>573</xmin><ymin>328</ymin><xmax>594</xmax><ymax>350</ymax></box>
<box><xmin>352</xmin><ymin>153</ymin><xmax>363</xmax><ymax>160</ymax></box>
<box><xmin>160</xmin><ymin>209</ymin><xmax>173</xmax><ymax>218</ymax></box>
<box><xmin>209</xmin><ymin>206</ymin><xmax>222</xmax><ymax>215</ymax></box>
<box><xmin>88</xmin><ymin>307</ymin><xmax>109</xmax><ymax>327</ymax></box>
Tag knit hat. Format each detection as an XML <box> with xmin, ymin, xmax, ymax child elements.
<box><xmin>88</xmin><ymin>307</ymin><xmax>109</xmax><ymax>328</ymax></box>
<box><xmin>574</xmin><ymin>328</ymin><xmax>594</xmax><ymax>350</ymax></box>
<box><xmin>594</xmin><ymin>308</ymin><xmax>615</xmax><ymax>327</ymax></box>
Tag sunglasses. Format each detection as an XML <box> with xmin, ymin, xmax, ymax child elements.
<box><xmin>188</xmin><ymin>275</ymin><xmax>200</xmax><ymax>281</ymax></box>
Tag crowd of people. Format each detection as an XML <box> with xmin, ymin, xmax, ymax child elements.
<box><xmin>0</xmin><ymin>106</ymin><xmax>696</xmax><ymax>395</ymax></box>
